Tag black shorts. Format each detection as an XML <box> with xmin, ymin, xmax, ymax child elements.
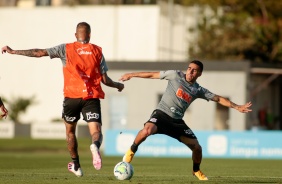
<box><xmin>147</xmin><ymin>109</ymin><xmax>197</xmax><ymax>141</ymax></box>
<box><xmin>62</xmin><ymin>97</ymin><xmax>102</xmax><ymax>124</ymax></box>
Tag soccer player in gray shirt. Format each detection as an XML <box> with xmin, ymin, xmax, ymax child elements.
<box><xmin>119</xmin><ymin>60</ymin><xmax>252</xmax><ymax>180</ymax></box>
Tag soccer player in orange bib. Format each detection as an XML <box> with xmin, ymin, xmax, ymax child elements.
<box><xmin>2</xmin><ymin>22</ymin><xmax>124</xmax><ymax>177</ymax></box>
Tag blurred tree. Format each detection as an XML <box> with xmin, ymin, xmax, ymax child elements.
<box><xmin>2</xmin><ymin>96</ymin><xmax>36</xmax><ymax>124</ymax></box>
<box><xmin>181</xmin><ymin>0</ymin><xmax>282</xmax><ymax>63</ymax></box>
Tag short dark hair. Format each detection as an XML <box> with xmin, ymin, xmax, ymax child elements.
<box><xmin>190</xmin><ymin>60</ymin><xmax>203</xmax><ymax>72</ymax></box>
<box><xmin>76</xmin><ymin>22</ymin><xmax>91</xmax><ymax>33</ymax></box>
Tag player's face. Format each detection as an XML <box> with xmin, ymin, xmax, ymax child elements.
<box><xmin>185</xmin><ymin>63</ymin><xmax>202</xmax><ymax>83</ymax></box>
<box><xmin>75</xmin><ymin>27</ymin><xmax>91</xmax><ymax>43</ymax></box>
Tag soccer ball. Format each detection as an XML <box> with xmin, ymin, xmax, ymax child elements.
<box><xmin>113</xmin><ymin>161</ymin><xmax>134</xmax><ymax>180</ymax></box>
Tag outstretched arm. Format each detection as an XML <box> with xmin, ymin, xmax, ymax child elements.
<box><xmin>1</xmin><ymin>46</ymin><xmax>48</xmax><ymax>57</ymax></box>
<box><xmin>211</xmin><ymin>95</ymin><xmax>252</xmax><ymax>113</ymax></box>
<box><xmin>101</xmin><ymin>72</ymin><xmax>124</xmax><ymax>92</ymax></box>
<box><xmin>119</xmin><ymin>72</ymin><xmax>160</xmax><ymax>82</ymax></box>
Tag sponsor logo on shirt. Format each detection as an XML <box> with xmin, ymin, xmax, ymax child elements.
<box><xmin>77</xmin><ymin>47</ymin><xmax>92</xmax><ymax>55</ymax></box>
<box><xmin>170</xmin><ymin>107</ymin><xmax>184</xmax><ymax>116</ymax></box>
<box><xmin>189</xmin><ymin>86</ymin><xmax>198</xmax><ymax>95</ymax></box>
<box><xmin>176</xmin><ymin>87</ymin><xmax>192</xmax><ymax>103</ymax></box>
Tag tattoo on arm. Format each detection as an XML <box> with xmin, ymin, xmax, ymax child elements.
<box><xmin>15</xmin><ymin>49</ymin><xmax>47</xmax><ymax>57</ymax></box>
<box><xmin>212</xmin><ymin>95</ymin><xmax>239</xmax><ymax>109</ymax></box>
<box><xmin>212</xmin><ymin>95</ymin><xmax>220</xmax><ymax>102</ymax></box>
<box><xmin>230</xmin><ymin>102</ymin><xmax>239</xmax><ymax>109</ymax></box>
<box><xmin>132</xmin><ymin>72</ymin><xmax>159</xmax><ymax>79</ymax></box>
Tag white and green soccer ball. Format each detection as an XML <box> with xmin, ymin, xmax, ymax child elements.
<box><xmin>113</xmin><ymin>161</ymin><xmax>134</xmax><ymax>180</ymax></box>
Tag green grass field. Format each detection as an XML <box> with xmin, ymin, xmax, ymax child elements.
<box><xmin>0</xmin><ymin>138</ymin><xmax>281</xmax><ymax>184</ymax></box>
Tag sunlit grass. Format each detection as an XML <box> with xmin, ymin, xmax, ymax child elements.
<box><xmin>0</xmin><ymin>138</ymin><xmax>281</xmax><ymax>184</ymax></box>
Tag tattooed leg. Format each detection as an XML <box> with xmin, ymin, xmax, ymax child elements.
<box><xmin>88</xmin><ymin>122</ymin><xmax>103</xmax><ymax>148</ymax></box>
<box><xmin>64</xmin><ymin>121</ymin><xmax>80</xmax><ymax>170</ymax></box>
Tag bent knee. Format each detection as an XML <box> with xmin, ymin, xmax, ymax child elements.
<box><xmin>184</xmin><ymin>140</ymin><xmax>202</xmax><ymax>152</ymax></box>
<box><xmin>194</xmin><ymin>144</ymin><xmax>202</xmax><ymax>152</ymax></box>
<box><xmin>140</xmin><ymin>128</ymin><xmax>154</xmax><ymax>137</ymax></box>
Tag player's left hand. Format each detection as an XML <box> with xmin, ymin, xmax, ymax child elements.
<box><xmin>237</xmin><ymin>101</ymin><xmax>252</xmax><ymax>113</ymax></box>
<box><xmin>117</xmin><ymin>82</ymin><xmax>124</xmax><ymax>92</ymax></box>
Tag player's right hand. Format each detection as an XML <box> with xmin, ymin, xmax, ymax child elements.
<box><xmin>1</xmin><ymin>46</ymin><xmax>12</xmax><ymax>54</ymax></box>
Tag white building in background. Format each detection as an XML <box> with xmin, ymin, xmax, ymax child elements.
<box><xmin>0</xmin><ymin>5</ymin><xmax>279</xmax><ymax>134</ymax></box>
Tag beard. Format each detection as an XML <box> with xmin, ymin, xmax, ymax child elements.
<box><xmin>186</xmin><ymin>74</ymin><xmax>196</xmax><ymax>83</ymax></box>
<box><xmin>77</xmin><ymin>37</ymin><xmax>90</xmax><ymax>44</ymax></box>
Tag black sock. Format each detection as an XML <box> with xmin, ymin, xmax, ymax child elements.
<box><xmin>94</xmin><ymin>141</ymin><xmax>101</xmax><ymax>149</ymax></box>
<box><xmin>131</xmin><ymin>142</ymin><xmax>139</xmax><ymax>153</ymax></box>
<box><xmin>193</xmin><ymin>163</ymin><xmax>200</xmax><ymax>172</ymax></box>
<box><xmin>72</xmin><ymin>157</ymin><xmax>80</xmax><ymax>171</ymax></box>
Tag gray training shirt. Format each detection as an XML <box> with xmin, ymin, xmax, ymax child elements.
<box><xmin>157</xmin><ymin>70</ymin><xmax>215</xmax><ymax>119</ymax></box>
<box><xmin>46</xmin><ymin>43</ymin><xmax>108</xmax><ymax>74</ymax></box>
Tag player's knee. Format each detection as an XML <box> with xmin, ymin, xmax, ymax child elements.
<box><xmin>194</xmin><ymin>144</ymin><xmax>202</xmax><ymax>152</ymax></box>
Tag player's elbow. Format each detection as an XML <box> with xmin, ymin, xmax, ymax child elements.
<box><xmin>101</xmin><ymin>78</ymin><xmax>110</xmax><ymax>86</ymax></box>
<box><xmin>35</xmin><ymin>49</ymin><xmax>48</xmax><ymax>57</ymax></box>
